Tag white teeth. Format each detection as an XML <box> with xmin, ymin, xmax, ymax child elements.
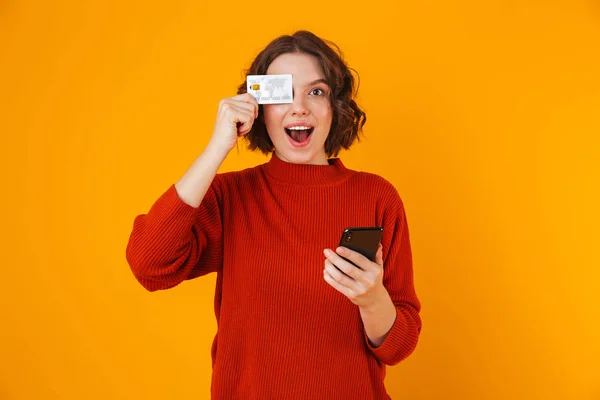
<box><xmin>287</xmin><ymin>126</ymin><xmax>312</xmax><ymax>130</ymax></box>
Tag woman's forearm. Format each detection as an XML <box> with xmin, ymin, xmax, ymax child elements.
<box><xmin>359</xmin><ymin>289</ymin><xmax>397</xmax><ymax>347</ymax></box>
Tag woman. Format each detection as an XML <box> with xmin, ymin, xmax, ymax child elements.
<box><xmin>126</xmin><ymin>30</ymin><xmax>422</xmax><ymax>399</ymax></box>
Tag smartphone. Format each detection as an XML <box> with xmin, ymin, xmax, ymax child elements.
<box><xmin>338</xmin><ymin>227</ymin><xmax>384</xmax><ymax>268</ymax></box>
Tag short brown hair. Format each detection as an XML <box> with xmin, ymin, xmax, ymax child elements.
<box><xmin>236</xmin><ymin>30</ymin><xmax>367</xmax><ymax>158</ymax></box>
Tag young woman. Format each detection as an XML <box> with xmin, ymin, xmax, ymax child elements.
<box><xmin>126</xmin><ymin>30</ymin><xmax>422</xmax><ymax>399</ymax></box>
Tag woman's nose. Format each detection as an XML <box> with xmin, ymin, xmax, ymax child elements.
<box><xmin>290</xmin><ymin>93</ymin><xmax>308</xmax><ymax>116</ymax></box>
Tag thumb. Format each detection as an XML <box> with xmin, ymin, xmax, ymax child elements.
<box><xmin>375</xmin><ymin>243</ymin><xmax>384</xmax><ymax>267</ymax></box>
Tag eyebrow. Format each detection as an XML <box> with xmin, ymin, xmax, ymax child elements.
<box><xmin>291</xmin><ymin>78</ymin><xmax>330</xmax><ymax>95</ymax></box>
<box><xmin>306</xmin><ymin>78</ymin><xmax>329</xmax><ymax>87</ymax></box>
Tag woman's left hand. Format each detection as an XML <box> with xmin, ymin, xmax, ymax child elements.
<box><xmin>323</xmin><ymin>243</ymin><xmax>387</xmax><ymax>308</ymax></box>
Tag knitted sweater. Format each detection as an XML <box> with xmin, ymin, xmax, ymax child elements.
<box><xmin>126</xmin><ymin>153</ymin><xmax>422</xmax><ymax>399</ymax></box>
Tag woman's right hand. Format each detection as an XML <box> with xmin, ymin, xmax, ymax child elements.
<box><xmin>209</xmin><ymin>93</ymin><xmax>259</xmax><ymax>154</ymax></box>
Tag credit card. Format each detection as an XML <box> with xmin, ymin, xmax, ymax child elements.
<box><xmin>246</xmin><ymin>74</ymin><xmax>293</xmax><ymax>104</ymax></box>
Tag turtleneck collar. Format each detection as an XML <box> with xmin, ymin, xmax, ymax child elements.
<box><xmin>262</xmin><ymin>152</ymin><xmax>354</xmax><ymax>187</ymax></box>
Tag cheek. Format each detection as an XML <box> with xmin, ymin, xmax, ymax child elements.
<box><xmin>263</xmin><ymin>105</ymin><xmax>287</xmax><ymax>128</ymax></box>
<box><xmin>312</xmin><ymin>103</ymin><xmax>333</xmax><ymax>125</ymax></box>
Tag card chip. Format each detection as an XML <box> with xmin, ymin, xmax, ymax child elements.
<box><xmin>251</xmin><ymin>84</ymin><xmax>260</xmax><ymax>90</ymax></box>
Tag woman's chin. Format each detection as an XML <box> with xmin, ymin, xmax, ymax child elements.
<box><xmin>275</xmin><ymin>148</ymin><xmax>328</xmax><ymax>165</ymax></box>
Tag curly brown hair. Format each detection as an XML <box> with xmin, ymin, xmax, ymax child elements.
<box><xmin>236</xmin><ymin>30</ymin><xmax>367</xmax><ymax>158</ymax></box>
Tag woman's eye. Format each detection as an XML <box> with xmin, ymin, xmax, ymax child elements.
<box><xmin>310</xmin><ymin>88</ymin><xmax>325</xmax><ymax>96</ymax></box>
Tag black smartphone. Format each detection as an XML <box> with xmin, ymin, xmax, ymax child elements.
<box><xmin>338</xmin><ymin>227</ymin><xmax>384</xmax><ymax>268</ymax></box>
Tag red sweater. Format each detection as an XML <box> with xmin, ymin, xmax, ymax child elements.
<box><xmin>126</xmin><ymin>153</ymin><xmax>422</xmax><ymax>399</ymax></box>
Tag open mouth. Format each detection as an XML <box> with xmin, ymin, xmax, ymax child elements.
<box><xmin>285</xmin><ymin>126</ymin><xmax>314</xmax><ymax>143</ymax></box>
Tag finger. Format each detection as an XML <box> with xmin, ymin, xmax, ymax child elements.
<box><xmin>229</xmin><ymin>93</ymin><xmax>259</xmax><ymax>117</ymax></box>
<box><xmin>219</xmin><ymin>101</ymin><xmax>253</xmax><ymax>122</ymax></box>
<box><xmin>229</xmin><ymin>98</ymin><xmax>258</xmax><ymax>119</ymax></box>
<box><xmin>324</xmin><ymin>256</ymin><xmax>359</xmax><ymax>288</ymax></box>
<box><xmin>223</xmin><ymin>103</ymin><xmax>254</xmax><ymax>135</ymax></box>
<box><xmin>375</xmin><ymin>243</ymin><xmax>384</xmax><ymax>267</ymax></box>
<box><xmin>221</xmin><ymin>98</ymin><xmax>256</xmax><ymax>121</ymax></box>
<box><xmin>323</xmin><ymin>269</ymin><xmax>353</xmax><ymax>298</ymax></box>
<box><xmin>334</xmin><ymin>246</ymin><xmax>373</xmax><ymax>272</ymax></box>
<box><xmin>237</xmin><ymin>117</ymin><xmax>254</xmax><ymax>136</ymax></box>
<box><xmin>230</xmin><ymin>92</ymin><xmax>257</xmax><ymax>103</ymax></box>
<box><xmin>324</xmin><ymin>248</ymin><xmax>357</xmax><ymax>277</ymax></box>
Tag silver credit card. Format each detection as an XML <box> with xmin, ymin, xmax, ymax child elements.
<box><xmin>246</xmin><ymin>74</ymin><xmax>293</xmax><ymax>104</ymax></box>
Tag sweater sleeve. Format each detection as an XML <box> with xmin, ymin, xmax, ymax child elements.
<box><xmin>125</xmin><ymin>177</ymin><xmax>224</xmax><ymax>292</ymax></box>
<box><xmin>363</xmin><ymin>192</ymin><xmax>422</xmax><ymax>365</ymax></box>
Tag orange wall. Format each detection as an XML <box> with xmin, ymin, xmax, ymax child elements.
<box><xmin>2</xmin><ymin>1</ymin><xmax>599</xmax><ymax>399</ymax></box>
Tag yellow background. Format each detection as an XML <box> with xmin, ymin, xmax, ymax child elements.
<box><xmin>1</xmin><ymin>0</ymin><xmax>599</xmax><ymax>398</ymax></box>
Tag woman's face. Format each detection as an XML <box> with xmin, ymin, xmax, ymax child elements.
<box><xmin>263</xmin><ymin>52</ymin><xmax>333</xmax><ymax>165</ymax></box>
